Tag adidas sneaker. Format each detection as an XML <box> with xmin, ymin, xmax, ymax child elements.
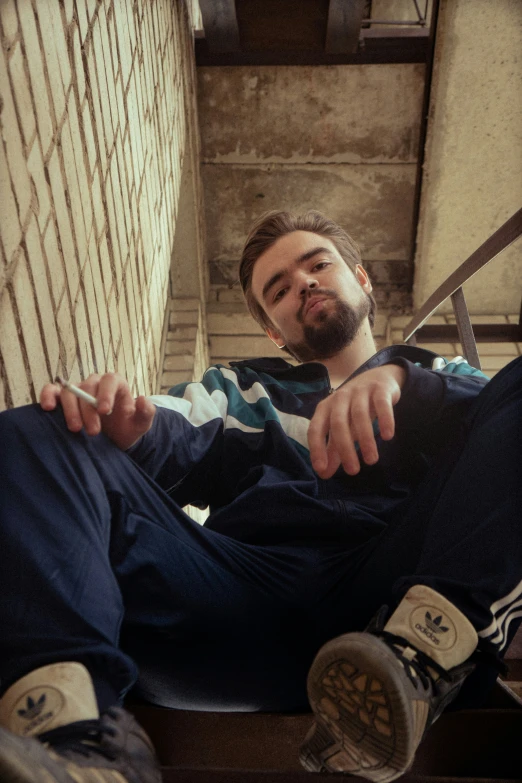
<box><xmin>0</xmin><ymin>662</ymin><xmax>161</xmax><ymax>783</ymax></box>
<box><xmin>300</xmin><ymin>585</ymin><xmax>478</xmax><ymax>782</ymax></box>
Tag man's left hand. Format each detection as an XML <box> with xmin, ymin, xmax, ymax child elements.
<box><xmin>308</xmin><ymin>364</ymin><xmax>407</xmax><ymax>479</ymax></box>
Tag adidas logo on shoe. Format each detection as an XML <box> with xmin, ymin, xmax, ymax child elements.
<box><xmin>13</xmin><ymin>688</ymin><xmax>63</xmax><ymax>736</ymax></box>
<box><xmin>414</xmin><ymin>611</ymin><xmax>450</xmax><ymax>646</ymax></box>
<box><xmin>409</xmin><ymin>604</ymin><xmax>456</xmax><ymax>651</ymax></box>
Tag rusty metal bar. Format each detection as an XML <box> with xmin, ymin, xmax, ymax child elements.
<box><xmin>450</xmin><ymin>287</ymin><xmax>481</xmax><ymax>369</ymax></box>
<box><xmin>199</xmin><ymin>0</ymin><xmax>240</xmax><ymax>52</ymax></box>
<box><xmin>326</xmin><ymin>0</ymin><xmax>366</xmax><ymax>54</ymax></box>
<box><xmin>403</xmin><ymin>208</ymin><xmax>522</xmax><ymax>343</ymax></box>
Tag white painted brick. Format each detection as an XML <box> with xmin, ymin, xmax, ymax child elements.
<box><xmin>172</xmin><ymin>298</ymin><xmax>201</xmax><ymax>310</ymax></box>
<box><xmin>48</xmin><ymin>2</ymin><xmax>72</xmax><ymax>94</ymax></box>
<box><xmin>12</xmin><ymin>252</ymin><xmax>50</xmax><ymax>386</ymax></box>
<box><xmin>80</xmin><ymin>100</ymin><xmax>97</xmax><ymax>178</ymax></box>
<box><xmin>164</xmin><ymin>354</ymin><xmax>195</xmax><ymax>371</ymax></box>
<box><xmin>0</xmin><ymin>286</ymin><xmax>32</xmax><ymax>406</ymax></box>
<box><xmin>18</xmin><ymin>3</ymin><xmax>54</xmax><ymax>154</ymax></box>
<box><xmin>42</xmin><ymin>217</ymin><xmax>66</xmax><ymax>306</ymax></box>
<box><xmin>61</xmin><ymin>119</ymin><xmax>88</xmax><ymax>266</ymax></box>
<box><xmin>86</xmin><ymin>0</ymin><xmax>97</xmax><ymax>24</ymax></box>
<box><xmin>98</xmin><ymin>233</ymin><xmax>113</xmax><ymax>297</ymax></box>
<box><xmin>165</xmin><ymin>338</ymin><xmax>196</xmax><ymax>356</ymax></box>
<box><xmin>63</xmin><ymin>0</ymin><xmax>74</xmax><ymax>24</ymax></box>
<box><xmin>105</xmin><ymin>170</ymin><xmax>123</xmax><ymax>290</ymax></box>
<box><xmin>98</xmin><ymin>4</ymin><xmax>118</xmax><ymax>134</ymax></box>
<box><xmin>92</xmin><ymin>24</ymin><xmax>114</xmax><ymax>152</ymax></box>
<box><xmin>161</xmin><ymin>369</ymin><xmax>192</xmax><ymax>386</ymax></box>
<box><xmin>73</xmin><ymin>288</ymin><xmax>93</xmax><ymax>378</ymax></box>
<box><xmin>119</xmin><ymin>293</ymin><xmax>135</xmax><ymax>378</ymax></box>
<box><xmin>8</xmin><ymin>42</ymin><xmax>36</xmax><ymax>147</ymax></box>
<box><xmin>81</xmin><ymin>257</ymin><xmax>105</xmax><ymax>373</ymax></box>
<box><xmin>208</xmin><ymin>311</ymin><xmax>263</xmax><ymax>335</ymax></box>
<box><xmin>0</xmin><ymin>0</ymin><xmax>18</xmax><ymax>42</ymax></box>
<box><xmin>87</xmin><ymin>239</ymin><xmax>111</xmax><ymax>361</ymax></box>
<box><xmin>0</xmin><ymin>44</ymin><xmax>32</xmax><ymax>226</ymax></box>
<box><xmin>474</xmin><ymin>342</ymin><xmax>518</xmax><ymax>356</ymax></box>
<box><xmin>171</xmin><ymin>309</ymin><xmax>199</xmax><ymax>326</ymax></box>
<box><xmin>27</xmin><ymin>138</ymin><xmax>51</xmax><ymax>232</ymax></box>
<box><xmin>72</xmin><ymin>24</ymin><xmax>86</xmax><ymax>106</ymax></box>
<box><xmin>210</xmin><ymin>335</ymin><xmax>278</xmax><ymax>359</ymax></box>
<box><xmin>37</xmin><ymin>6</ymin><xmax>66</xmax><ymax>124</ymax></box>
<box><xmin>75</xmin><ymin>0</ymin><xmax>89</xmax><ymax>43</ymax></box>
<box><xmin>91</xmin><ymin>165</ymin><xmax>105</xmax><ymax>238</ymax></box>
<box><xmin>0</xmin><ymin>136</ymin><xmax>22</xmax><ymax>264</ymax></box>
<box><xmin>480</xmin><ymin>355</ymin><xmax>519</xmax><ymax>371</ymax></box>
<box><xmin>86</xmin><ymin>45</ymin><xmax>107</xmax><ymax>174</ymax></box>
<box><xmin>107</xmin><ymin>289</ymin><xmax>121</xmax><ymax>348</ymax></box>
<box><xmin>446</xmin><ymin>314</ymin><xmax>508</xmax><ymax>324</ymax></box>
<box><xmin>56</xmin><ymin>295</ymin><xmax>77</xmax><ymax>372</ymax></box>
<box><xmin>47</xmin><ymin>147</ymin><xmax>79</xmax><ymax>300</ymax></box>
<box><xmin>25</xmin><ymin>216</ymin><xmax>60</xmax><ymax>374</ymax></box>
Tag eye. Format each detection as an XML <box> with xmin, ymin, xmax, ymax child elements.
<box><xmin>273</xmin><ymin>287</ymin><xmax>288</xmax><ymax>302</ymax></box>
<box><xmin>313</xmin><ymin>261</ymin><xmax>329</xmax><ymax>271</ymax></box>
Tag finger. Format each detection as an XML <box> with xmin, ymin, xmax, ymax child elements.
<box><xmin>85</xmin><ymin>373</ymin><xmax>116</xmax><ymax>416</ymax></box>
<box><xmin>132</xmin><ymin>396</ymin><xmax>156</xmax><ymax>435</ymax></box>
<box><xmin>350</xmin><ymin>394</ymin><xmax>378</xmax><ymax>466</ymax></box>
<box><xmin>58</xmin><ymin>388</ymin><xmax>85</xmax><ymax>432</ymax></box>
<box><xmin>320</xmin><ymin>438</ymin><xmax>342</xmax><ymax>479</ymax></box>
<box><xmin>308</xmin><ymin>402</ymin><xmax>331</xmax><ymax>472</ymax></box>
<box><xmin>372</xmin><ymin>390</ymin><xmax>396</xmax><ymax>441</ymax></box>
<box><xmin>328</xmin><ymin>405</ymin><xmax>360</xmax><ymax>475</ymax></box>
<box><xmin>70</xmin><ymin>374</ymin><xmax>103</xmax><ymax>435</ymax></box>
<box><xmin>40</xmin><ymin>383</ymin><xmax>61</xmax><ymax>410</ymax></box>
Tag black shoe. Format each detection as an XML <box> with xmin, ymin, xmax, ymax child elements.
<box><xmin>300</xmin><ymin>586</ymin><xmax>478</xmax><ymax>781</ymax></box>
<box><xmin>0</xmin><ymin>706</ymin><xmax>162</xmax><ymax>783</ymax></box>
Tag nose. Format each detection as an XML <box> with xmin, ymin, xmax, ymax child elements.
<box><xmin>297</xmin><ymin>271</ymin><xmax>319</xmax><ymax>297</ymax></box>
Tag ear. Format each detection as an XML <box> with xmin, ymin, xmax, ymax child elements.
<box><xmin>355</xmin><ymin>264</ymin><xmax>373</xmax><ymax>294</ymax></box>
<box><xmin>266</xmin><ymin>325</ymin><xmax>286</xmax><ymax>349</ymax></box>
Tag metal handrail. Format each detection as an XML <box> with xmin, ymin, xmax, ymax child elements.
<box><xmin>402</xmin><ymin>208</ymin><xmax>522</xmax><ymax>368</ymax></box>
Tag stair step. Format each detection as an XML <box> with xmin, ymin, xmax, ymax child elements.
<box><xmin>131</xmin><ymin>705</ymin><xmax>522</xmax><ymax>780</ymax></box>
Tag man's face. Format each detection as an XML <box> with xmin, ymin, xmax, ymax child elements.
<box><xmin>251</xmin><ymin>231</ymin><xmax>373</xmax><ymax>362</ymax></box>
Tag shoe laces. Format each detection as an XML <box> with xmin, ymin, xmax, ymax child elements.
<box><xmin>379</xmin><ymin>630</ymin><xmax>451</xmax><ymax>692</ymax></box>
<box><xmin>38</xmin><ymin>710</ymin><xmax>119</xmax><ymax>762</ymax></box>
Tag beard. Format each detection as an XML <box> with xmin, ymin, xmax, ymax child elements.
<box><xmin>284</xmin><ymin>289</ymin><xmax>371</xmax><ymax>363</ymax></box>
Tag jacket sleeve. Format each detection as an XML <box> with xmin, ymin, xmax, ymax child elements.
<box><xmin>125</xmin><ymin>367</ymin><xmax>230</xmax><ymax>508</ymax></box>
<box><xmin>386</xmin><ymin>357</ymin><xmax>489</xmax><ymax>449</ymax></box>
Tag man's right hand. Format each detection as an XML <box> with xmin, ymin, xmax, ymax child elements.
<box><xmin>40</xmin><ymin>372</ymin><xmax>156</xmax><ymax>451</ymax></box>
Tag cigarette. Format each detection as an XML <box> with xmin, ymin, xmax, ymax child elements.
<box><xmin>56</xmin><ymin>376</ymin><xmax>99</xmax><ymax>409</ymax></box>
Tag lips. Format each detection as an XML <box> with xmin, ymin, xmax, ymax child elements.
<box><xmin>304</xmin><ymin>296</ymin><xmax>328</xmax><ymax>317</ymax></box>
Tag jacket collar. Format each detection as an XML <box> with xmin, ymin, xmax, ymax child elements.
<box><xmin>230</xmin><ymin>344</ymin><xmax>440</xmax><ymax>382</ymax></box>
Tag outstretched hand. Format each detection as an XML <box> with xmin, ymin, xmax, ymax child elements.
<box><xmin>308</xmin><ymin>364</ymin><xmax>406</xmax><ymax>479</ymax></box>
<box><xmin>40</xmin><ymin>372</ymin><xmax>156</xmax><ymax>451</ymax></box>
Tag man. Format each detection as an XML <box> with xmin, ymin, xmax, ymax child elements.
<box><xmin>0</xmin><ymin>210</ymin><xmax>520</xmax><ymax>783</ymax></box>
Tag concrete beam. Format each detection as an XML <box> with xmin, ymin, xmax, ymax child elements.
<box><xmin>198</xmin><ymin>64</ymin><xmax>425</xmax><ymax>164</ymax></box>
<box><xmin>414</xmin><ymin>0</ymin><xmax>522</xmax><ymax>314</ymax></box>
<box><xmin>202</xmin><ymin>163</ymin><xmax>417</xmax><ymax>263</ymax></box>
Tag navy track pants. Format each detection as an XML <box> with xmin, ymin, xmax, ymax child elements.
<box><xmin>1</xmin><ymin>356</ymin><xmax>521</xmax><ymax>712</ymax></box>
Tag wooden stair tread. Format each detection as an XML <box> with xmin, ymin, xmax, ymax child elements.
<box><xmin>131</xmin><ymin>705</ymin><xmax>522</xmax><ymax>779</ymax></box>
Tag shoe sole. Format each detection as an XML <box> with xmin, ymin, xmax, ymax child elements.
<box><xmin>0</xmin><ymin>726</ymin><xmax>72</xmax><ymax>783</ymax></box>
<box><xmin>300</xmin><ymin>633</ymin><xmax>419</xmax><ymax>782</ymax></box>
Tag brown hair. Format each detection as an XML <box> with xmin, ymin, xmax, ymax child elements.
<box><xmin>239</xmin><ymin>210</ymin><xmax>376</xmax><ymax>331</ymax></box>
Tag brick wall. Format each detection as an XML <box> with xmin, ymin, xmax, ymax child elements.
<box><xmin>0</xmin><ymin>0</ymin><xmax>202</xmax><ymax>410</ymax></box>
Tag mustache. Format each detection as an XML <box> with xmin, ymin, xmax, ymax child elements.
<box><xmin>297</xmin><ymin>289</ymin><xmax>339</xmax><ymax>322</ymax></box>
